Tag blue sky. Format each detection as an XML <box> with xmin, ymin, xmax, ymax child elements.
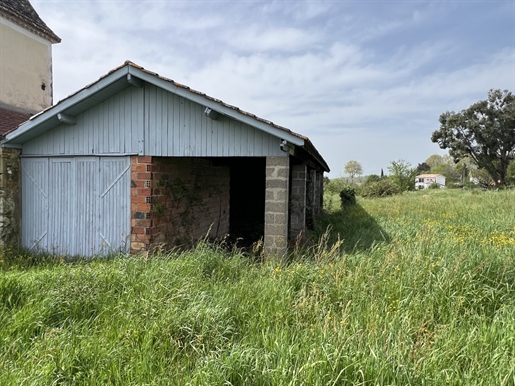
<box><xmin>33</xmin><ymin>0</ymin><xmax>514</xmax><ymax>177</ymax></box>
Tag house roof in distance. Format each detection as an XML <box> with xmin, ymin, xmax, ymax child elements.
<box><xmin>416</xmin><ymin>174</ymin><xmax>444</xmax><ymax>178</ymax></box>
<box><xmin>2</xmin><ymin>61</ymin><xmax>330</xmax><ymax>172</ymax></box>
<box><xmin>0</xmin><ymin>106</ymin><xmax>31</xmax><ymax>136</ymax></box>
<box><xmin>0</xmin><ymin>0</ymin><xmax>60</xmax><ymax>43</ymax></box>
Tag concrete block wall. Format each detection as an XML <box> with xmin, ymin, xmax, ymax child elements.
<box><xmin>264</xmin><ymin>156</ymin><xmax>289</xmax><ymax>256</ymax></box>
<box><xmin>130</xmin><ymin>156</ymin><xmax>230</xmax><ymax>254</ymax></box>
<box><xmin>305</xmin><ymin>168</ymin><xmax>325</xmax><ymax>230</ymax></box>
<box><xmin>289</xmin><ymin>163</ymin><xmax>307</xmax><ymax>241</ymax></box>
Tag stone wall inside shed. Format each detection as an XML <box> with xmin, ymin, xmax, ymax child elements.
<box><xmin>130</xmin><ymin>156</ymin><xmax>230</xmax><ymax>253</ymax></box>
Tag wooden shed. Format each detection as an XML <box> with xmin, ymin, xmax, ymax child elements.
<box><xmin>2</xmin><ymin>61</ymin><xmax>329</xmax><ymax>257</ymax></box>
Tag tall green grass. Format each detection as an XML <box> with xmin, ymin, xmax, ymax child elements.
<box><xmin>1</xmin><ymin>189</ymin><xmax>514</xmax><ymax>385</ymax></box>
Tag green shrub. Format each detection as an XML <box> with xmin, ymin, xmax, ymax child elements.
<box><xmin>360</xmin><ymin>178</ymin><xmax>401</xmax><ymax>198</ymax></box>
<box><xmin>339</xmin><ymin>185</ymin><xmax>356</xmax><ymax>206</ymax></box>
<box><xmin>325</xmin><ymin>178</ymin><xmax>347</xmax><ymax>195</ymax></box>
<box><xmin>428</xmin><ymin>182</ymin><xmax>440</xmax><ymax>189</ymax></box>
<box><xmin>364</xmin><ymin>174</ymin><xmax>381</xmax><ymax>184</ymax></box>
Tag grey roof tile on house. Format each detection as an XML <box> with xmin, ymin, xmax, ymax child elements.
<box><xmin>0</xmin><ymin>0</ymin><xmax>60</xmax><ymax>43</ymax></box>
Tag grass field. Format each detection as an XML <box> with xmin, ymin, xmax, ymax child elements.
<box><xmin>1</xmin><ymin>189</ymin><xmax>514</xmax><ymax>385</ymax></box>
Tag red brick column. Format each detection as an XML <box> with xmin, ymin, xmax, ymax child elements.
<box><xmin>130</xmin><ymin>156</ymin><xmax>155</xmax><ymax>254</ymax></box>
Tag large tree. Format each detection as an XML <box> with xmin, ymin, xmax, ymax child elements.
<box><xmin>424</xmin><ymin>154</ymin><xmax>453</xmax><ymax>170</ymax></box>
<box><xmin>388</xmin><ymin>160</ymin><xmax>417</xmax><ymax>191</ymax></box>
<box><xmin>343</xmin><ymin>160</ymin><xmax>363</xmax><ymax>180</ymax></box>
<box><xmin>431</xmin><ymin>89</ymin><xmax>515</xmax><ymax>186</ymax></box>
<box><xmin>416</xmin><ymin>162</ymin><xmax>431</xmax><ymax>173</ymax></box>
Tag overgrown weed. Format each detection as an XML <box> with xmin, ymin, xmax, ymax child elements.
<box><xmin>1</xmin><ymin>190</ymin><xmax>515</xmax><ymax>384</ymax></box>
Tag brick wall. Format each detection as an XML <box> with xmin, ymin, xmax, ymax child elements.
<box><xmin>130</xmin><ymin>156</ymin><xmax>153</xmax><ymax>252</ymax></box>
<box><xmin>130</xmin><ymin>156</ymin><xmax>230</xmax><ymax>254</ymax></box>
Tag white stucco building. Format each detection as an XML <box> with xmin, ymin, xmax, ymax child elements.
<box><xmin>415</xmin><ymin>174</ymin><xmax>446</xmax><ymax>189</ymax></box>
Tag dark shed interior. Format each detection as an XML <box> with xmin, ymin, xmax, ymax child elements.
<box><xmin>210</xmin><ymin>157</ymin><xmax>266</xmax><ymax>246</ymax></box>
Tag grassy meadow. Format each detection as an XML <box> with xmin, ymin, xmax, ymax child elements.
<box><xmin>1</xmin><ymin>189</ymin><xmax>515</xmax><ymax>385</ymax></box>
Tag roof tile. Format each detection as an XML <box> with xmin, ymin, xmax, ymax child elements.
<box><xmin>0</xmin><ymin>0</ymin><xmax>60</xmax><ymax>43</ymax></box>
<box><xmin>0</xmin><ymin>107</ymin><xmax>31</xmax><ymax>135</ymax></box>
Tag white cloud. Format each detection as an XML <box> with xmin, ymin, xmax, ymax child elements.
<box><xmin>31</xmin><ymin>0</ymin><xmax>515</xmax><ymax>177</ymax></box>
<box><xmin>227</xmin><ymin>26</ymin><xmax>321</xmax><ymax>53</ymax></box>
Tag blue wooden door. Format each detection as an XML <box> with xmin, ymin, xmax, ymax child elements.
<box><xmin>21</xmin><ymin>157</ymin><xmax>130</xmax><ymax>256</ymax></box>
<box><xmin>21</xmin><ymin>158</ymin><xmax>49</xmax><ymax>252</ymax></box>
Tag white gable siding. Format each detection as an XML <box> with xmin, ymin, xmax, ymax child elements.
<box><xmin>22</xmin><ymin>84</ymin><xmax>284</xmax><ymax>157</ymax></box>
<box><xmin>143</xmin><ymin>85</ymin><xmax>283</xmax><ymax>157</ymax></box>
<box><xmin>22</xmin><ymin>87</ymin><xmax>144</xmax><ymax>155</ymax></box>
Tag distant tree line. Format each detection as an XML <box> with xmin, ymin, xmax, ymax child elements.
<box><xmin>332</xmin><ymin>89</ymin><xmax>515</xmax><ymax>199</ymax></box>
<box><xmin>330</xmin><ymin>159</ymin><xmax>418</xmax><ymax>200</ymax></box>
<box><xmin>329</xmin><ymin>153</ymin><xmax>515</xmax><ymax>205</ymax></box>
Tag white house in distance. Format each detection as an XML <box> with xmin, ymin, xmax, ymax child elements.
<box><xmin>415</xmin><ymin>174</ymin><xmax>446</xmax><ymax>189</ymax></box>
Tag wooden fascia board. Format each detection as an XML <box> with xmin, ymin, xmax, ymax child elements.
<box><xmin>128</xmin><ymin>67</ymin><xmax>305</xmax><ymax>147</ymax></box>
<box><xmin>1</xmin><ymin>142</ymin><xmax>22</xmax><ymax>149</ymax></box>
<box><xmin>2</xmin><ymin>67</ymin><xmax>129</xmax><ymax>145</ymax></box>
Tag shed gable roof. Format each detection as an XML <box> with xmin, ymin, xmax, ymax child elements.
<box><xmin>0</xmin><ymin>0</ymin><xmax>60</xmax><ymax>43</ymax></box>
<box><xmin>2</xmin><ymin>61</ymin><xmax>329</xmax><ymax>172</ymax></box>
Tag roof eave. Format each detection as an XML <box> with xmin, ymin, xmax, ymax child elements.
<box><xmin>304</xmin><ymin>139</ymin><xmax>330</xmax><ymax>172</ymax></box>
<box><xmin>2</xmin><ymin>66</ymin><xmax>129</xmax><ymax>145</ymax></box>
<box><xmin>127</xmin><ymin>66</ymin><xmax>305</xmax><ymax>147</ymax></box>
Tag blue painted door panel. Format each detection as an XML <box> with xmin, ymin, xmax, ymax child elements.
<box><xmin>21</xmin><ymin>157</ymin><xmax>130</xmax><ymax>257</ymax></box>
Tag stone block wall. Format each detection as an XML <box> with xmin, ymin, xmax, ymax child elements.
<box><xmin>264</xmin><ymin>156</ymin><xmax>289</xmax><ymax>256</ymax></box>
<box><xmin>0</xmin><ymin>148</ymin><xmax>21</xmax><ymax>246</ymax></box>
<box><xmin>130</xmin><ymin>156</ymin><xmax>230</xmax><ymax>254</ymax></box>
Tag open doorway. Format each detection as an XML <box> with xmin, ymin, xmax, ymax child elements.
<box><xmin>228</xmin><ymin>157</ymin><xmax>265</xmax><ymax>247</ymax></box>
